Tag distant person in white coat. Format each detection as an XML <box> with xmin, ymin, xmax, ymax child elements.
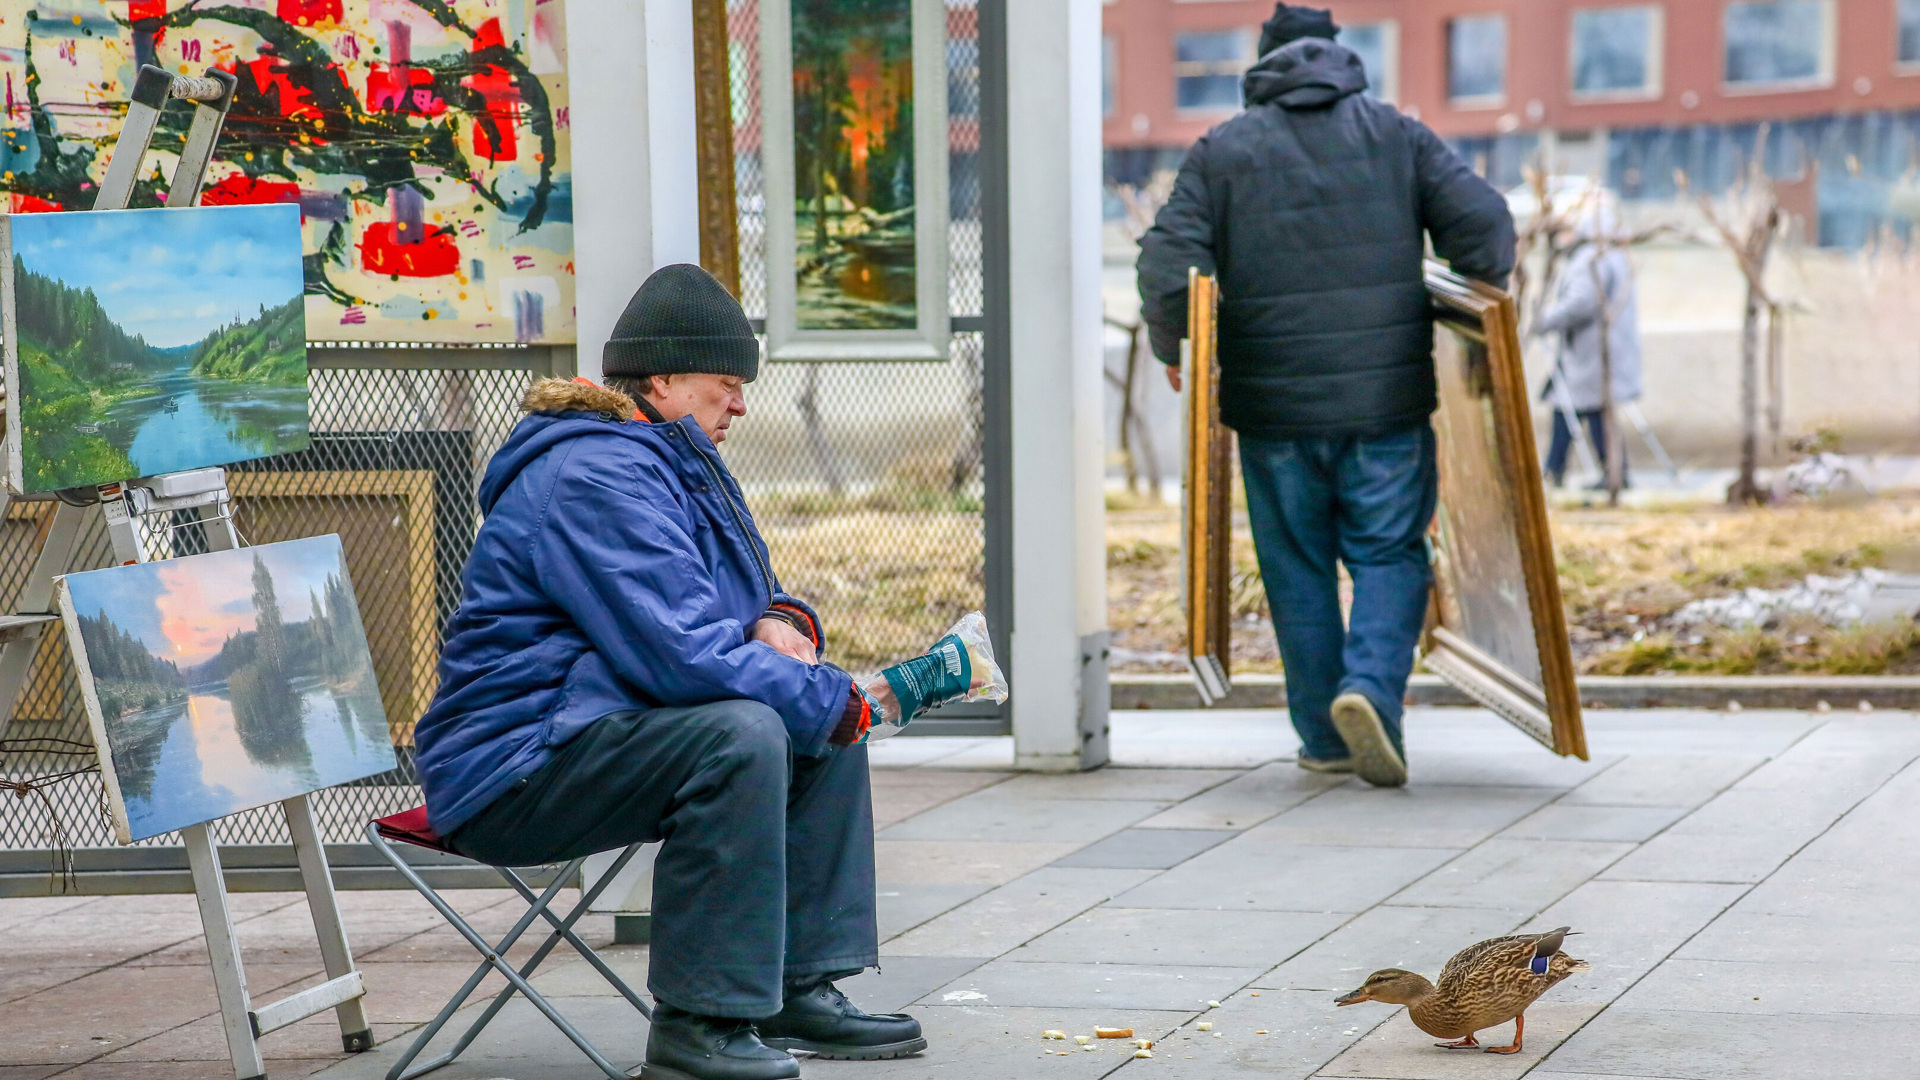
<box><xmin>1537</xmin><ymin>204</ymin><xmax>1642</xmax><ymax>488</ymax></box>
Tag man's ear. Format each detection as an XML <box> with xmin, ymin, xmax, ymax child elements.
<box><xmin>646</xmin><ymin>374</ymin><xmax>672</xmax><ymax>399</ymax></box>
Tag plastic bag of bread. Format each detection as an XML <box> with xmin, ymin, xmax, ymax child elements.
<box><xmin>857</xmin><ymin>612</ymin><xmax>1007</xmax><ymax>741</ymax></box>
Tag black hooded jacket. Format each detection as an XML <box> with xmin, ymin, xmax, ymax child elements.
<box><xmin>1137</xmin><ymin>38</ymin><xmax>1516</xmax><ymax>440</ymax></box>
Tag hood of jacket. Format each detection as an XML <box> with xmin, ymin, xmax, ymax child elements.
<box><xmin>477</xmin><ymin>378</ymin><xmax>654</xmax><ymax>516</ymax></box>
<box><xmin>1244</xmin><ymin>37</ymin><xmax>1368</xmax><ymax>108</ymax></box>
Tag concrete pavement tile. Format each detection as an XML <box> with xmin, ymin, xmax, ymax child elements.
<box><xmin>1255</xmin><ymin>907</ymin><xmax>1526</xmax><ymax>993</ymax></box>
<box><xmin>867</xmin><ymin>737</ymin><xmax>998</xmax><ymax>768</ymax></box>
<box><xmin>1575</xmin><ymin>711</ymin><xmax>1815</xmax><ymax>755</ymax></box>
<box><xmin>878</xmin><ymin>793</ymin><xmax>1172</xmax><ymax>844</ymax></box>
<box><xmin>0</xmin><ymin>894</ymin><xmax>98</xmax><ymax>933</ymax></box>
<box><xmin>875</xmin><ymin>839</ymin><xmax>1084</xmax><ymax>885</ymax></box>
<box><xmin>1050</xmin><ymin>829</ymin><xmax>1237</xmax><ymax>869</ymax></box>
<box><xmin>0</xmin><ymin>966</ymin><xmax>97</xmax><ymax>1007</ymax></box>
<box><xmin>1317</xmin><ymin>1001</ymin><xmax>1601</xmax><ymax>1079</ymax></box>
<box><xmin>928</xmin><ymin>958</ymin><xmax>1260</xmax><ymax>1010</ymax></box>
<box><xmin>1134</xmin><ymin>762</ymin><xmax>1344</xmax><ymax>831</ymax></box>
<box><xmin>1559</xmin><ymin>754</ymin><xmax>1768</xmax><ymax>808</ymax></box>
<box><xmin>870</xmin><ymin>769</ymin><xmax>1013</xmax><ymax>830</ymax></box>
<box><xmin>56</xmin><ymin>1063</ymin><xmax>337</xmax><ymax>1079</ymax></box>
<box><xmin>1500</xmin><ymin>804</ymin><xmax>1690</xmax><ymax>843</ymax></box>
<box><xmin>837</xmin><ymin>956</ymin><xmax>993</xmax><ymax>1015</ymax></box>
<box><xmin>1676</xmin><ymin>908</ymin><xmax>1920</xmax><ymax>964</ymax></box>
<box><xmin>1545</xmin><ymin>1007</ymin><xmax>1920</xmax><ymax>1080</ymax></box>
<box><xmin>308</xmin><ymin>994</ymin><xmax>650</xmax><ymax>1080</ymax></box>
<box><xmin>1403</xmin><ymin>752</ymin><xmax>1618</xmax><ymax>790</ymax></box>
<box><xmin>1111</xmin><ymin>710</ymin><xmax>1296</xmax><ymax>767</ymax></box>
<box><xmin>878</xmin><ymin>883</ymin><xmax>993</xmax><ymax>940</ymax></box>
<box><xmin>98</xmin><ymin>1010</ymin><xmax>414</xmax><ymax>1065</ymax></box>
<box><xmin>1599</xmin><ymin>831</ymin><xmax>1805</xmax><ymax>886</ymax></box>
<box><xmin>1619</xmin><ymin>958</ymin><xmax>1920</xmax><ymax>1016</ymax></box>
<box><xmin>936</xmin><ymin>739</ymin><xmax>1018</xmax><ymax>769</ymax></box>
<box><xmin>1524</xmin><ymin>1074</ymin><xmax>1686</xmax><ymax>1079</ymax></box>
<box><xmin>9</xmin><ymin>903</ymin><xmax>219</xmax><ymax>967</ymax></box>
<box><xmin>527</xmin><ymin>945</ymin><xmax>648</xmax><ymax>999</ymax></box>
<box><xmin>1010</xmin><ymin>908</ymin><xmax>1344</xmax><ymax>969</ymax></box>
<box><xmin>992</xmin><ymin>768</ymin><xmax>1241</xmax><ymax>802</ymax></box>
<box><xmin>1115</xmin><ymin>841</ymin><xmax>1458</xmax><ymax>914</ymax></box>
<box><xmin>796</xmin><ymin>1005</ymin><xmax>1194</xmax><ymax>1079</ymax></box>
<box><xmin>0</xmin><ymin>964</ymin><xmax>222</xmax><ymax>1064</ymax></box>
<box><xmin>1133</xmin><ymin>989</ymin><xmax>1392</xmax><ymax>1079</ymax></box>
<box><xmin>1250</xmin><ymin>786</ymin><xmax>1558</xmax><ymax>849</ymax></box>
<box><xmin>1389</xmin><ymin>840</ymin><xmax>1634</xmax><ymax>912</ymax></box>
<box><xmin>0</xmin><ymin>1067</ymin><xmax>66</xmax><ymax>1080</ymax></box>
<box><xmin>360</xmin><ymin>958</ymin><xmax>520</xmax><ymax>1020</ymax></box>
<box><xmin>1525</xmin><ymin>880</ymin><xmax>1746</xmax><ymax>1004</ymax></box>
<box><xmin>884</xmin><ymin>867</ymin><xmax>1156</xmax><ymax>957</ymax></box>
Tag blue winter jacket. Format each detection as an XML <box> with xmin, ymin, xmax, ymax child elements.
<box><xmin>414</xmin><ymin>379</ymin><xmax>853</xmax><ymax>835</ymax></box>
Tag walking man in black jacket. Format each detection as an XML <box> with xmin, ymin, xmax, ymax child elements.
<box><xmin>1138</xmin><ymin>3</ymin><xmax>1515</xmax><ymax>787</ymax></box>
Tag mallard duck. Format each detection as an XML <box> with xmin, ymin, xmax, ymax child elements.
<box><xmin>1334</xmin><ymin>926</ymin><xmax>1588</xmax><ymax>1054</ymax></box>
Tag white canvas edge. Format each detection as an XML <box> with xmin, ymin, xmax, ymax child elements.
<box><xmin>56</xmin><ymin>575</ymin><xmax>137</xmax><ymax>845</ymax></box>
<box><xmin>1</xmin><ymin>214</ymin><xmax>22</xmax><ymax>494</ymax></box>
<box><xmin>761</xmin><ymin>0</ymin><xmax>952</xmax><ymax>363</ymax></box>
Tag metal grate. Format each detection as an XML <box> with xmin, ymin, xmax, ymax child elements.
<box><xmin>0</xmin><ymin>366</ymin><xmax>537</xmax><ymax>853</ymax></box>
<box><xmin>720</xmin><ymin>0</ymin><xmax>992</xmax><ymax>675</ymax></box>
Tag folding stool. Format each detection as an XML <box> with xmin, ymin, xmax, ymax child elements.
<box><xmin>366</xmin><ymin>808</ymin><xmax>653</xmax><ymax>1080</ymax></box>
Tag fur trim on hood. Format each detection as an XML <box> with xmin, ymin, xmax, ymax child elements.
<box><xmin>520</xmin><ymin>377</ymin><xmax>637</xmax><ymax>417</ymax></box>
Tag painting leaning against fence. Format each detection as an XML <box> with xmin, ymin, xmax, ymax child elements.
<box><xmin>57</xmin><ymin>535</ymin><xmax>394</xmax><ymax>844</ymax></box>
<box><xmin>790</xmin><ymin>0</ymin><xmax>916</xmax><ymax>330</ymax></box>
<box><xmin>1</xmin><ymin>202</ymin><xmax>310</xmax><ymax>492</ymax></box>
<box><xmin>0</xmin><ymin>0</ymin><xmax>573</xmax><ymax>344</ymax></box>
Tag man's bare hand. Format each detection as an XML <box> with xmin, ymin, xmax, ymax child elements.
<box><xmin>1165</xmin><ymin>365</ymin><xmax>1182</xmax><ymax>392</ymax></box>
<box><xmin>752</xmin><ymin>617</ymin><xmax>818</xmax><ymax>665</ymax></box>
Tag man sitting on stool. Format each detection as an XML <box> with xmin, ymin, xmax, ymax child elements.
<box><xmin>413</xmin><ymin>264</ymin><xmax>928</xmax><ymax>1080</ymax></box>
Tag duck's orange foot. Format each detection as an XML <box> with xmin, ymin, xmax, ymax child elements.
<box><xmin>1483</xmin><ymin>1043</ymin><xmax>1522</xmax><ymax>1055</ymax></box>
<box><xmin>1435</xmin><ymin>1036</ymin><xmax>1479</xmax><ymax>1049</ymax></box>
<box><xmin>1483</xmin><ymin>1014</ymin><xmax>1525</xmax><ymax>1054</ymax></box>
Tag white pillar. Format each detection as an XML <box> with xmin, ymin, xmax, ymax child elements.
<box><xmin>1006</xmin><ymin>0</ymin><xmax>1110</xmax><ymax>771</ymax></box>
<box><xmin>565</xmin><ymin>0</ymin><xmax>701</xmax><ymax>381</ymax></box>
<box><xmin>563</xmin><ymin>0</ymin><xmax>700</xmax><ymax>917</ymax></box>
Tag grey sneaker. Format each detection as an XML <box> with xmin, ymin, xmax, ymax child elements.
<box><xmin>1295</xmin><ymin>754</ymin><xmax>1354</xmax><ymax>774</ymax></box>
<box><xmin>1330</xmin><ymin>692</ymin><xmax>1407</xmax><ymax>788</ymax></box>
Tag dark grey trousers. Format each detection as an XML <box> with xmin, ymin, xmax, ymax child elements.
<box><xmin>447</xmin><ymin>700</ymin><xmax>878</xmax><ymax>1018</ymax></box>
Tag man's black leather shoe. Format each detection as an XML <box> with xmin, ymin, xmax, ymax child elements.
<box><xmin>639</xmin><ymin>1002</ymin><xmax>799</xmax><ymax>1080</ymax></box>
<box><xmin>756</xmin><ymin>980</ymin><xmax>928</xmax><ymax>1061</ymax></box>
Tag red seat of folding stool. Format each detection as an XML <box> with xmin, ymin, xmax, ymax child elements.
<box><xmin>373</xmin><ymin>806</ymin><xmax>454</xmax><ymax>854</ymax></box>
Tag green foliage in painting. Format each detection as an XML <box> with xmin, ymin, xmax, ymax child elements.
<box><xmin>191</xmin><ymin>298</ymin><xmax>308</xmax><ymax>385</ymax></box>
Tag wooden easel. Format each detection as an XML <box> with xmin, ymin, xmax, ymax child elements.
<box><xmin>0</xmin><ymin>66</ymin><xmax>372</xmax><ymax>1080</ymax></box>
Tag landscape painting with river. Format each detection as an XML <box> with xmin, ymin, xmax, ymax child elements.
<box><xmin>59</xmin><ymin>536</ymin><xmax>392</xmax><ymax>844</ymax></box>
<box><xmin>3</xmin><ymin>204</ymin><xmax>308</xmax><ymax>493</ymax></box>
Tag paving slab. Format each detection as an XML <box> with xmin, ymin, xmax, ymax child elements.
<box><xmin>1572</xmin><ymin>711</ymin><xmax>1817</xmax><ymax>756</ymax></box>
<box><xmin>1500</xmin><ymin>803</ymin><xmax>1690</xmax><ymax>843</ymax></box>
<box><xmin>992</xmin><ymin>768</ymin><xmax>1240</xmax><ymax>803</ymax></box>
<box><xmin>58</xmin><ymin>1063</ymin><xmax>338</xmax><ymax>1080</ymax></box>
<box><xmin>1401</xmin><ymin>751</ymin><xmax>1618</xmax><ymax>790</ymax></box>
<box><xmin>0</xmin><ymin>963</ymin><xmax>228</xmax><ymax>1064</ymax></box>
<box><xmin>1109</xmin><ymin>710</ymin><xmax>1296</xmax><ymax>767</ymax></box>
<box><xmin>1254</xmin><ymin>906</ymin><xmax>1526</xmax><ymax>993</ymax></box>
<box><xmin>1525</xmin><ymin>879</ymin><xmax>1747</xmax><ymax>1004</ymax></box>
<box><xmin>797</xmin><ymin>1006</ymin><xmax>1195</xmax><ymax>1079</ymax></box>
<box><xmin>883</xmin><ymin>867</ymin><xmax>1157</xmax><ymax>958</ymax></box>
<box><xmin>1115</xmin><ymin>840</ymin><xmax>1458</xmax><ymax>914</ymax></box>
<box><xmin>867</xmin><ymin>737</ymin><xmax>1002</xmax><ymax>769</ymax></box>
<box><xmin>1544</xmin><ymin>1006</ymin><xmax>1920</xmax><ymax>1080</ymax></box>
<box><xmin>1318</xmin><ymin>1001</ymin><xmax>1601</xmax><ymax>1079</ymax></box>
<box><xmin>308</xmin><ymin>995</ymin><xmax>651</xmax><ymax>1080</ymax></box>
<box><xmin>928</xmin><ymin>959</ymin><xmax>1258</xmax><ymax>1011</ymax></box>
<box><xmin>1010</xmin><ymin>907</ymin><xmax>1344</xmax><ymax>969</ymax></box>
<box><xmin>1558</xmin><ymin>754</ymin><xmax>1769</xmax><ymax>808</ymax></box>
<box><xmin>838</xmin><ymin>956</ymin><xmax>995</xmax><ymax>1015</ymax></box>
<box><xmin>870</xmin><ymin>770</ymin><xmax>1013</xmax><ymax>829</ymax></box>
<box><xmin>525</xmin><ymin>944</ymin><xmax>649</xmax><ymax>999</ymax></box>
<box><xmin>1250</xmin><ymin>785</ymin><xmax>1558</xmax><ymax>848</ymax></box>
<box><xmin>0</xmin><ymin>894</ymin><xmax>97</xmax><ymax>934</ymax></box>
<box><xmin>1050</xmin><ymin>828</ymin><xmax>1237</xmax><ymax>869</ymax></box>
<box><xmin>878</xmin><ymin>794</ymin><xmax>1172</xmax><ymax>844</ymax></box>
<box><xmin>1134</xmin><ymin>762</ymin><xmax>1344</xmax><ymax>831</ymax></box>
<box><xmin>878</xmin><ymin>882</ymin><xmax>994</xmax><ymax>940</ymax></box>
<box><xmin>876</xmin><ymin>839</ymin><xmax>1088</xmax><ymax>885</ymax></box>
<box><xmin>1619</xmin><ymin>958</ymin><xmax>1920</xmax><ymax>1016</ymax></box>
<box><xmin>1130</xmin><ymin>989</ymin><xmax>1392</xmax><ymax>1079</ymax></box>
<box><xmin>1389</xmin><ymin>839</ymin><xmax>1633</xmax><ymax>912</ymax></box>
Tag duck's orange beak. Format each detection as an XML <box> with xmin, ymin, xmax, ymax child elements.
<box><xmin>1334</xmin><ymin>988</ymin><xmax>1369</xmax><ymax>1006</ymax></box>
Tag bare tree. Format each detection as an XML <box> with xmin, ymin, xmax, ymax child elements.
<box><xmin>1105</xmin><ymin>170</ymin><xmax>1179</xmax><ymax>500</ymax></box>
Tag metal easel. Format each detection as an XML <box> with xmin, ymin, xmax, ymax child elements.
<box><xmin>0</xmin><ymin>65</ymin><xmax>371</xmax><ymax>1080</ymax></box>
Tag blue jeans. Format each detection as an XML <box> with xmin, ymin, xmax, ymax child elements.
<box><xmin>1239</xmin><ymin>426</ymin><xmax>1437</xmax><ymax>761</ymax></box>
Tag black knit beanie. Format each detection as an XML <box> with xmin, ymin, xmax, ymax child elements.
<box><xmin>1257</xmin><ymin>3</ymin><xmax>1339</xmax><ymax>58</ymax></box>
<box><xmin>603</xmin><ymin>264</ymin><xmax>760</xmax><ymax>381</ymax></box>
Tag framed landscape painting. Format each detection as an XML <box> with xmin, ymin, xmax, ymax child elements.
<box><xmin>759</xmin><ymin>0</ymin><xmax>950</xmax><ymax>361</ymax></box>
<box><xmin>1423</xmin><ymin>264</ymin><xmax>1586</xmax><ymax>759</ymax></box>
<box><xmin>56</xmin><ymin>535</ymin><xmax>394</xmax><ymax>844</ymax></box>
<box><xmin>0</xmin><ymin>203</ymin><xmax>310</xmax><ymax>494</ymax></box>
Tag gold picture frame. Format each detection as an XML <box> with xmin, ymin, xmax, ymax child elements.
<box><xmin>1183</xmin><ymin>270</ymin><xmax>1233</xmax><ymax>704</ymax></box>
<box><xmin>1423</xmin><ymin>264</ymin><xmax>1587</xmax><ymax>759</ymax></box>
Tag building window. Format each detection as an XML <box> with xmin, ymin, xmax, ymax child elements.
<box><xmin>1724</xmin><ymin>0</ymin><xmax>1835</xmax><ymax>88</ymax></box>
<box><xmin>1103</xmin><ymin>35</ymin><xmax>1117</xmax><ymax>117</ymax></box>
<box><xmin>1900</xmin><ymin>0</ymin><xmax>1920</xmax><ymax>66</ymax></box>
<box><xmin>1571</xmin><ymin>6</ymin><xmax>1662</xmax><ymax>98</ymax></box>
<box><xmin>1448</xmin><ymin>15</ymin><xmax>1508</xmax><ymax>104</ymax></box>
<box><xmin>1338</xmin><ymin>21</ymin><xmax>1400</xmax><ymax>102</ymax></box>
<box><xmin>1174</xmin><ymin>29</ymin><xmax>1253</xmax><ymax>111</ymax></box>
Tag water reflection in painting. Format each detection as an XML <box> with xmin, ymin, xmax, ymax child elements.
<box><xmin>60</xmin><ymin>536</ymin><xmax>394</xmax><ymax>843</ymax></box>
<box><xmin>790</xmin><ymin>0</ymin><xmax>918</xmax><ymax>330</ymax></box>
